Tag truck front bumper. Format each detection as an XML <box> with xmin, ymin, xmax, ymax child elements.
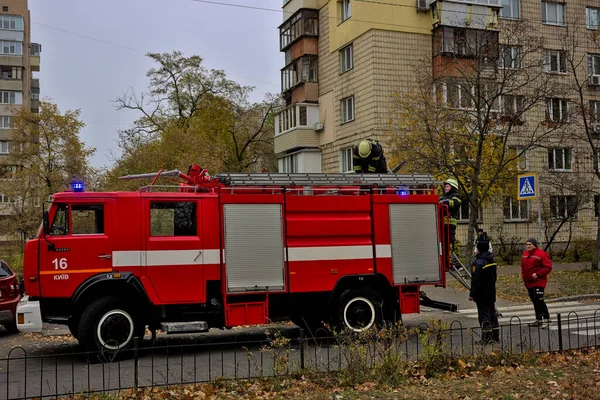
<box><xmin>16</xmin><ymin>296</ymin><xmax>43</xmax><ymax>333</ymax></box>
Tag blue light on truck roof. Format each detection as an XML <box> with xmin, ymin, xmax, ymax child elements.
<box><xmin>397</xmin><ymin>186</ymin><xmax>408</xmax><ymax>196</ymax></box>
<box><xmin>71</xmin><ymin>181</ymin><xmax>85</xmax><ymax>192</ymax></box>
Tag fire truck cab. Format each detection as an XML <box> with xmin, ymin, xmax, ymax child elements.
<box><xmin>17</xmin><ymin>169</ymin><xmax>449</xmax><ymax>356</ymax></box>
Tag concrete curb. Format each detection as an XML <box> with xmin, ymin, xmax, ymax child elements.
<box><xmin>546</xmin><ymin>294</ymin><xmax>600</xmax><ymax>303</ymax></box>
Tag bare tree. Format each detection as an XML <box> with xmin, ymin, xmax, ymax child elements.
<box><xmin>389</xmin><ymin>20</ymin><xmax>565</xmax><ymax>259</ymax></box>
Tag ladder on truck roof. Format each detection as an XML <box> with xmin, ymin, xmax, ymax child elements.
<box><xmin>213</xmin><ymin>173</ymin><xmax>442</xmax><ymax>187</ymax></box>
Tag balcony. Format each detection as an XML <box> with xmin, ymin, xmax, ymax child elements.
<box><xmin>279</xmin><ymin>9</ymin><xmax>318</xmax><ymax>51</ymax></box>
<box><xmin>433</xmin><ymin>0</ymin><xmax>500</xmax><ymax>29</ymax></box>
<box><xmin>274</xmin><ymin>103</ymin><xmax>321</xmax><ymax>154</ymax></box>
<box><xmin>281</xmin><ymin>55</ymin><xmax>318</xmax><ymax>94</ymax></box>
<box><xmin>30</xmin><ymin>43</ymin><xmax>41</xmax><ymax>72</ymax></box>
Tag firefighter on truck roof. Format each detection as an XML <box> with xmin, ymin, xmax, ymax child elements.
<box><xmin>353</xmin><ymin>139</ymin><xmax>388</xmax><ymax>174</ymax></box>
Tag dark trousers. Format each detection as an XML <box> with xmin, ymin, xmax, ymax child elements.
<box><xmin>527</xmin><ymin>287</ymin><xmax>550</xmax><ymax>320</ymax></box>
<box><xmin>476</xmin><ymin>299</ymin><xmax>500</xmax><ymax>341</ymax></box>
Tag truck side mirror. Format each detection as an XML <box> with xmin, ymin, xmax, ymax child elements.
<box><xmin>43</xmin><ymin>210</ymin><xmax>50</xmax><ymax>235</ymax></box>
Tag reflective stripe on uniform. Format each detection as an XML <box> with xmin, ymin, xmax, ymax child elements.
<box><xmin>483</xmin><ymin>263</ymin><xmax>497</xmax><ymax>269</ymax></box>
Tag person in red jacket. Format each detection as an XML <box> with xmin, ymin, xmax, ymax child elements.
<box><xmin>521</xmin><ymin>238</ymin><xmax>553</xmax><ymax>328</ymax></box>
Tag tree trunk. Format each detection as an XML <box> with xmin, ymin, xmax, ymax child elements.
<box><xmin>593</xmin><ymin>199</ymin><xmax>600</xmax><ymax>270</ymax></box>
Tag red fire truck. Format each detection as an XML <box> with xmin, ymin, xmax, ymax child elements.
<box><xmin>16</xmin><ymin>166</ymin><xmax>451</xmax><ymax>355</ymax></box>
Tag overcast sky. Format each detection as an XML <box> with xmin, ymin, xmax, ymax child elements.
<box><xmin>30</xmin><ymin>0</ymin><xmax>284</xmax><ymax>169</ymax></box>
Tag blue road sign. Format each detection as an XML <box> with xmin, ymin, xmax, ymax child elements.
<box><xmin>518</xmin><ymin>173</ymin><xmax>537</xmax><ymax>200</ymax></box>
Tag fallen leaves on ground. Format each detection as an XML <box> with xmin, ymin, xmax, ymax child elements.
<box><xmin>69</xmin><ymin>348</ymin><xmax>600</xmax><ymax>400</ymax></box>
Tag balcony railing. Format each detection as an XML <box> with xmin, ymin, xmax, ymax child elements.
<box><xmin>275</xmin><ymin>103</ymin><xmax>320</xmax><ymax>136</ymax></box>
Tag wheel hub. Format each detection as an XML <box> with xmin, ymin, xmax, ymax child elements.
<box><xmin>344</xmin><ymin>297</ymin><xmax>376</xmax><ymax>332</ymax></box>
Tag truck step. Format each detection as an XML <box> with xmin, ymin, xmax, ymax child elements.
<box><xmin>161</xmin><ymin>321</ymin><xmax>209</xmax><ymax>334</ymax></box>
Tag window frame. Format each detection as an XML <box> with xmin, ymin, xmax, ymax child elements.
<box><xmin>340</xmin><ymin>0</ymin><xmax>351</xmax><ymax>22</ymax></box>
<box><xmin>541</xmin><ymin>1</ymin><xmax>565</xmax><ymax>26</ymax></box>
<box><xmin>341</xmin><ymin>96</ymin><xmax>355</xmax><ymax>124</ymax></box>
<box><xmin>543</xmin><ymin>50</ymin><xmax>567</xmax><ymax>74</ymax></box>
<box><xmin>546</xmin><ymin>98</ymin><xmax>569</xmax><ymax>122</ymax></box>
<box><xmin>550</xmin><ymin>195</ymin><xmax>578</xmax><ymax>220</ymax></box>
<box><xmin>587</xmin><ymin>7</ymin><xmax>600</xmax><ymax>29</ymax></box>
<box><xmin>504</xmin><ymin>196</ymin><xmax>529</xmax><ymax>221</ymax></box>
<box><xmin>340</xmin><ymin>44</ymin><xmax>354</xmax><ymax>73</ymax></box>
<box><xmin>500</xmin><ymin>0</ymin><xmax>520</xmax><ymax>19</ymax></box>
<box><xmin>548</xmin><ymin>147</ymin><xmax>572</xmax><ymax>171</ymax></box>
<box><xmin>71</xmin><ymin>204</ymin><xmax>105</xmax><ymax>236</ymax></box>
<box><xmin>498</xmin><ymin>45</ymin><xmax>521</xmax><ymax>69</ymax></box>
<box><xmin>339</xmin><ymin>147</ymin><xmax>353</xmax><ymax>172</ymax></box>
<box><xmin>457</xmin><ymin>202</ymin><xmax>483</xmax><ymax>223</ymax></box>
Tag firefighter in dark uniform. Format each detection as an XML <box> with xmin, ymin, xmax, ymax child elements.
<box><xmin>469</xmin><ymin>239</ymin><xmax>500</xmax><ymax>344</ymax></box>
<box><xmin>439</xmin><ymin>178</ymin><xmax>462</xmax><ymax>252</ymax></box>
<box><xmin>353</xmin><ymin>139</ymin><xmax>388</xmax><ymax>173</ymax></box>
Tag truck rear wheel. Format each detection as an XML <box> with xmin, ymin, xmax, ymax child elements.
<box><xmin>338</xmin><ymin>290</ymin><xmax>383</xmax><ymax>332</ymax></box>
<box><xmin>77</xmin><ymin>297</ymin><xmax>144</xmax><ymax>358</ymax></box>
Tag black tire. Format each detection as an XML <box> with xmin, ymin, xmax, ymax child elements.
<box><xmin>3</xmin><ymin>321</ymin><xmax>18</xmax><ymax>334</ymax></box>
<box><xmin>337</xmin><ymin>289</ymin><xmax>383</xmax><ymax>332</ymax></box>
<box><xmin>77</xmin><ymin>297</ymin><xmax>144</xmax><ymax>359</ymax></box>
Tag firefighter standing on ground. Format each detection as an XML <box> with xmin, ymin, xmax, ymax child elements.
<box><xmin>469</xmin><ymin>238</ymin><xmax>500</xmax><ymax>344</ymax></box>
<box><xmin>439</xmin><ymin>179</ymin><xmax>462</xmax><ymax>252</ymax></box>
<box><xmin>521</xmin><ymin>238</ymin><xmax>553</xmax><ymax>328</ymax></box>
<box><xmin>353</xmin><ymin>139</ymin><xmax>388</xmax><ymax>173</ymax></box>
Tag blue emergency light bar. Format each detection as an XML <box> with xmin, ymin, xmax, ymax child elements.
<box><xmin>71</xmin><ymin>181</ymin><xmax>85</xmax><ymax>192</ymax></box>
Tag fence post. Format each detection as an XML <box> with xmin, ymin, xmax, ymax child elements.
<box><xmin>556</xmin><ymin>314</ymin><xmax>563</xmax><ymax>351</ymax></box>
<box><xmin>134</xmin><ymin>337</ymin><xmax>139</xmax><ymax>390</ymax></box>
<box><xmin>299</xmin><ymin>329</ymin><xmax>305</xmax><ymax>370</ymax></box>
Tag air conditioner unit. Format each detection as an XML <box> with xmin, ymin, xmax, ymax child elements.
<box><xmin>591</xmin><ymin>75</ymin><xmax>600</xmax><ymax>86</ymax></box>
<box><xmin>416</xmin><ymin>0</ymin><xmax>430</xmax><ymax>12</ymax></box>
<box><xmin>314</xmin><ymin>122</ymin><xmax>324</xmax><ymax>132</ymax></box>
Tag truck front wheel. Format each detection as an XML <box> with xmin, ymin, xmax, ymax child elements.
<box><xmin>338</xmin><ymin>290</ymin><xmax>383</xmax><ymax>332</ymax></box>
<box><xmin>77</xmin><ymin>297</ymin><xmax>144</xmax><ymax>357</ymax></box>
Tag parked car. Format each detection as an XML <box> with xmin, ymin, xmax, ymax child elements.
<box><xmin>0</xmin><ymin>259</ymin><xmax>20</xmax><ymax>333</ymax></box>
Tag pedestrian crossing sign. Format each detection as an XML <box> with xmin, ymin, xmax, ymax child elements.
<box><xmin>518</xmin><ymin>173</ymin><xmax>538</xmax><ymax>200</ymax></box>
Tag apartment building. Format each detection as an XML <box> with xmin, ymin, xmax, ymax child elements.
<box><xmin>0</xmin><ymin>0</ymin><xmax>40</xmax><ymax>211</ymax></box>
<box><xmin>274</xmin><ymin>0</ymin><xmax>600</xmax><ymax>246</ymax></box>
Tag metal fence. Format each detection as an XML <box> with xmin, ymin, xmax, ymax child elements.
<box><xmin>2</xmin><ymin>309</ymin><xmax>599</xmax><ymax>400</ymax></box>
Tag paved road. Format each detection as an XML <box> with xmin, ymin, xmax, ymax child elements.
<box><xmin>1</xmin><ymin>281</ymin><xmax>598</xmax><ymax>400</ymax></box>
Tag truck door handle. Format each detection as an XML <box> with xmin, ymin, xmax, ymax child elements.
<box><xmin>98</xmin><ymin>254</ymin><xmax>112</xmax><ymax>260</ymax></box>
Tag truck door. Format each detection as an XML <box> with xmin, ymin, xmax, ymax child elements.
<box><xmin>143</xmin><ymin>198</ymin><xmax>205</xmax><ymax>304</ymax></box>
<box><xmin>39</xmin><ymin>199</ymin><xmax>114</xmax><ymax>297</ymax></box>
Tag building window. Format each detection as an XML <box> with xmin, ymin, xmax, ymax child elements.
<box><xmin>543</xmin><ymin>50</ymin><xmax>566</xmax><ymax>73</ymax></box>
<box><xmin>437</xmin><ymin>81</ymin><xmax>475</xmax><ymax>109</ymax></box>
<box><xmin>548</xmin><ymin>148</ymin><xmax>572</xmax><ymax>171</ymax></box>
<box><xmin>550</xmin><ymin>196</ymin><xmax>577</xmax><ymax>219</ymax></box>
<box><xmin>0</xmin><ymin>66</ymin><xmax>21</xmax><ymax>80</ymax></box>
<box><xmin>0</xmin><ymin>40</ymin><xmax>22</xmax><ymax>55</ymax></box>
<box><xmin>280</xmin><ymin>153</ymin><xmax>298</xmax><ymax>173</ymax></box>
<box><xmin>340</xmin><ymin>0</ymin><xmax>351</xmax><ymax>22</ymax></box>
<box><xmin>542</xmin><ymin>1</ymin><xmax>565</xmax><ymax>25</ymax></box>
<box><xmin>150</xmin><ymin>202</ymin><xmax>197</xmax><ymax>237</ymax></box>
<box><xmin>587</xmin><ymin>7</ymin><xmax>599</xmax><ymax>29</ymax></box>
<box><xmin>341</xmin><ymin>96</ymin><xmax>355</xmax><ymax>123</ymax></box>
<box><xmin>590</xmin><ymin>101</ymin><xmax>600</xmax><ymax>126</ymax></box>
<box><xmin>30</xmin><ymin>43</ymin><xmax>41</xmax><ymax>56</ymax></box>
<box><xmin>546</xmin><ymin>98</ymin><xmax>568</xmax><ymax>122</ymax></box>
<box><xmin>340</xmin><ymin>147</ymin><xmax>353</xmax><ymax>172</ymax></box>
<box><xmin>498</xmin><ymin>46</ymin><xmax>521</xmax><ymax>69</ymax></box>
<box><xmin>588</xmin><ymin>54</ymin><xmax>600</xmax><ymax>85</ymax></box>
<box><xmin>340</xmin><ymin>44</ymin><xmax>353</xmax><ymax>73</ymax></box>
<box><xmin>0</xmin><ymin>193</ymin><xmax>11</xmax><ymax>203</ymax></box>
<box><xmin>0</xmin><ymin>165</ymin><xmax>15</xmax><ymax>179</ymax></box>
<box><xmin>0</xmin><ymin>115</ymin><xmax>10</xmax><ymax>128</ymax></box>
<box><xmin>594</xmin><ymin>195</ymin><xmax>600</xmax><ymax>218</ymax></box>
<box><xmin>0</xmin><ymin>140</ymin><xmax>8</xmax><ymax>154</ymax></box>
<box><xmin>0</xmin><ymin>91</ymin><xmax>18</xmax><ymax>104</ymax></box>
<box><xmin>0</xmin><ymin>15</ymin><xmax>23</xmax><ymax>31</ymax></box>
<box><xmin>504</xmin><ymin>196</ymin><xmax>529</xmax><ymax>220</ymax></box>
<box><xmin>458</xmin><ymin>202</ymin><xmax>483</xmax><ymax>222</ymax></box>
<box><xmin>500</xmin><ymin>95</ymin><xmax>524</xmax><ymax>117</ymax></box>
<box><xmin>1</xmin><ymin>7</ymin><xmax>7</xmax><ymax>12</ymax></box>
<box><xmin>500</xmin><ymin>0</ymin><xmax>520</xmax><ymax>19</ymax></box>
<box><xmin>281</xmin><ymin>56</ymin><xmax>318</xmax><ymax>92</ymax></box>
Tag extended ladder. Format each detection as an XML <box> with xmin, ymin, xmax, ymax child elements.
<box><xmin>448</xmin><ymin>253</ymin><xmax>472</xmax><ymax>290</ymax></box>
<box><xmin>213</xmin><ymin>173</ymin><xmax>442</xmax><ymax>188</ymax></box>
